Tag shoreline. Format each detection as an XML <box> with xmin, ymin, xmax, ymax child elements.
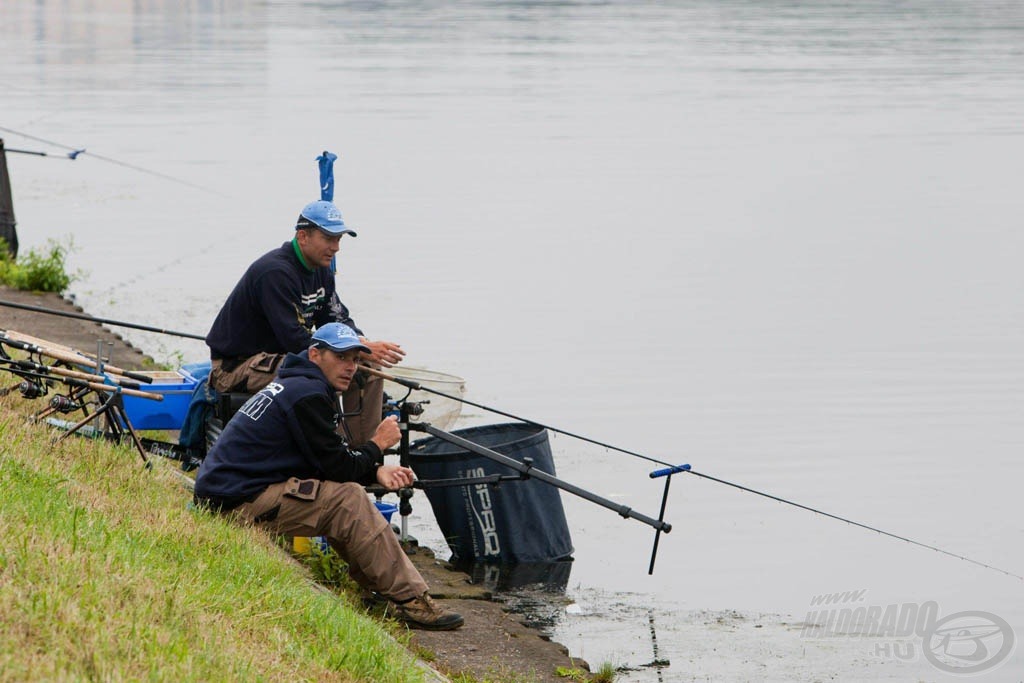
<box><xmin>0</xmin><ymin>285</ymin><xmax>590</xmax><ymax>682</ymax></box>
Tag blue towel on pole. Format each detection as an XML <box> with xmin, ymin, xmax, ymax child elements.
<box><xmin>317</xmin><ymin>151</ymin><xmax>337</xmax><ymax>202</ymax></box>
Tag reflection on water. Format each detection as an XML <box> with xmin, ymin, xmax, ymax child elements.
<box><xmin>461</xmin><ymin>560</ymin><xmax>575</xmax><ymax>632</ymax></box>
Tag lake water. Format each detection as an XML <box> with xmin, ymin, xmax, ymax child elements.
<box><xmin>3</xmin><ymin>1</ymin><xmax>1023</xmax><ymax>680</ymax></box>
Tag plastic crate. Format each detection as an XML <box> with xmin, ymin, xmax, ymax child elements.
<box><xmin>121</xmin><ymin>370</ymin><xmax>198</xmax><ymax>431</ymax></box>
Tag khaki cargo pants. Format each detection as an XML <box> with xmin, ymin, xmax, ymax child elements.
<box><xmin>233</xmin><ymin>479</ymin><xmax>427</xmax><ymax>602</ymax></box>
<box><xmin>210</xmin><ymin>353</ymin><xmax>385</xmax><ymax>445</ymax></box>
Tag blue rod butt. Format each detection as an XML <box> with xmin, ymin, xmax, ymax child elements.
<box><xmin>649</xmin><ymin>464</ymin><xmax>690</xmax><ymax>479</ymax></box>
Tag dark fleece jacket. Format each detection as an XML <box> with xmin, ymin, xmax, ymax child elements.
<box><xmin>193</xmin><ymin>351</ymin><xmax>380</xmax><ymax>508</ymax></box>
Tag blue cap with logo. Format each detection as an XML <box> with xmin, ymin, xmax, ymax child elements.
<box><xmin>296</xmin><ymin>200</ymin><xmax>357</xmax><ymax>237</ymax></box>
<box><xmin>310</xmin><ymin>323</ymin><xmax>371</xmax><ymax>354</ymax></box>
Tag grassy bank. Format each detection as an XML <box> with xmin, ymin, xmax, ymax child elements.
<box><xmin>0</xmin><ymin>396</ymin><xmax>433</xmax><ymax>682</ymax></box>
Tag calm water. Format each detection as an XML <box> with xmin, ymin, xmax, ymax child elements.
<box><xmin>3</xmin><ymin>1</ymin><xmax>1023</xmax><ymax>680</ymax></box>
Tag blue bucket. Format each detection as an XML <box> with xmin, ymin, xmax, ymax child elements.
<box><xmin>374</xmin><ymin>501</ymin><xmax>399</xmax><ymax>523</ymax></box>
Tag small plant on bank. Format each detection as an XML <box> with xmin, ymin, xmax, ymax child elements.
<box><xmin>591</xmin><ymin>662</ymin><xmax>618</xmax><ymax>682</ymax></box>
<box><xmin>0</xmin><ymin>236</ymin><xmax>79</xmax><ymax>293</ymax></box>
<box><xmin>555</xmin><ymin>662</ymin><xmax>617</xmax><ymax>682</ymax></box>
<box><xmin>295</xmin><ymin>539</ymin><xmax>359</xmax><ymax>593</ymax></box>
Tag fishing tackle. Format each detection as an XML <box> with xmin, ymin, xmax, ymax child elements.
<box><xmin>3</xmin><ymin>300</ymin><xmax>1016</xmax><ymax>579</ymax></box>
<box><xmin>0</xmin><ymin>331</ymin><xmax>163</xmax><ymax>464</ymax></box>
<box><xmin>0</xmin><ymin>125</ymin><xmax>219</xmax><ymax>194</ymax></box>
<box><xmin>0</xmin><ymin>300</ymin><xmax>204</xmax><ymax>341</ymax></box>
<box><xmin>366</xmin><ymin>365</ymin><xmax>1024</xmax><ymax>581</ymax></box>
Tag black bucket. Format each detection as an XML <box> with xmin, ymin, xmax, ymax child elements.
<box><xmin>408</xmin><ymin>422</ymin><xmax>574</xmax><ymax>564</ymax></box>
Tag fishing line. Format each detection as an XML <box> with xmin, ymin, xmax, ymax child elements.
<box><xmin>682</xmin><ymin>469</ymin><xmax>1023</xmax><ymax>581</ymax></box>
<box><xmin>0</xmin><ymin>299</ymin><xmax>1014</xmax><ymax>578</ymax></box>
<box><xmin>364</xmin><ymin>365</ymin><xmax>1024</xmax><ymax>581</ymax></box>
<box><xmin>1</xmin><ymin>122</ymin><xmax>244</xmax><ymax>300</ymax></box>
<box><xmin>0</xmin><ymin>124</ymin><xmax>225</xmax><ymax>195</ymax></box>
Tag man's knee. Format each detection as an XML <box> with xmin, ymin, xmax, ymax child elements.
<box><xmin>320</xmin><ymin>482</ymin><xmax>378</xmax><ymax>517</ymax></box>
<box><xmin>210</xmin><ymin>353</ymin><xmax>282</xmax><ymax>393</ymax></box>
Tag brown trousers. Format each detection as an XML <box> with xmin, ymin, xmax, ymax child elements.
<box><xmin>210</xmin><ymin>353</ymin><xmax>385</xmax><ymax>445</ymax></box>
<box><xmin>234</xmin><ymin>479</ymin><xmax>427</xmax><ymax>602</ymax></box>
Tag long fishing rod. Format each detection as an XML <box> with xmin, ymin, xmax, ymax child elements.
<box><xmin>414</xmin><ymin>421</ymin><xmax>671</xmax><ymax>533</ymax></box>
<box><xmin>1</xmin><ymin>300</ymin><xmax>1013</xmax><ymax>578</ymax></box>
<box><xmin>360</xmin><ymin>365</ymin><xmax>667</xmax><ymax>466</ymax></box>
<box><xmin>364</xmin><ymin>365</ymin><xmax>1024</xmax><ymax>581</ymax></box>
<box><xmin>0</xmin><ymin>300</ymin><xmax>205</xmax><ymax>341</ymax></box>
<box><xmin>0</xmin><ymin>125</ymin><xmax>222</xmax><ymax>195</ymax></box>
<box><xmin>4</xmin><ymin>146</ymin><xmax>84</xmax><ymax>160</ymax></box>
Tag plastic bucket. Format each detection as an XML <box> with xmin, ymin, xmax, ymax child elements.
<box><xmin>374</xmin><ymin>500</ymin><xmax>399</xmax><ymax>523</ymax></box>
<box><xmin>408</xmin><ymin>422</ymin><xmax>574</xmax><ymax>564</ymax></box>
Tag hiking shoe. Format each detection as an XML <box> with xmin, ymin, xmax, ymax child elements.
<box><xmin>391</xmin><ymin>592</ymin><xmax>464</xmax><ymax>631</ymax></box>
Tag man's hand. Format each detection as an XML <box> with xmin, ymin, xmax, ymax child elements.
<box><xmin>359</xmin><ymin>338</ymin><xmax>405</xmax><ymax>368</ymax></box>
<box><xmin>376</xmin><ymin>464</ymin><xmax>415</xmax><ymax>490</ymax></box>
<box><xmin>369</xmin><ymin>415</ymin><xmax>401</xmax><ymax>452</ymax></box>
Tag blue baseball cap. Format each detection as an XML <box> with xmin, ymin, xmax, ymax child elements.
<box><xmin>296</xmin><ymin>200</ymin><xmax>357</xmax><ymax>237</ymax></box>
<box><xmin>310</xmin><ymin>323</ymin><xmax>371</xmax><ymax>354</ymax></box>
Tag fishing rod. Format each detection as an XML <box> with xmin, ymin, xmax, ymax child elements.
<box><xmin>0</xmin><ymin>300</ymin><xmax>206</xmax><ymax>341</ymax></box>
<box><xmin>2</xmin><ymin>299</ymin><xmax>1015</xmax><ymax>577</ymax></box>
<box><xmin>360</xmin><ymin>365</ymin><xmax>667</xmax><ymax>466</ymax></box>
<box><xmin>0</xmin><ymin>330</ymin><xmax>155</xmax><ymax>384</ymax></box>
<box><xmin>4</xmin><ymin>146</ymin><xmax>84</xmax><ymax>160</ymax></box>
<box><xmin>413</xmin><ymin>421</ymin><xmax>671</xmax><ymax>534</ymax></box>
<box><xmin>0</xmin><ymin>125</ymin><xmax>222</xmax><ymax>195</ymax></box>
<box><xmin>0</xmin><ymin>356</ymin><xmax>163</xmax><ymax>402</ymax></box>
<box><xmin>364</xmin><ymin>365</ymin><xmax>1024</xmax><ymax>581</ymax></box>
<box><xmin>0</xmin><ymin>355</ymin><xmax>147</xmax><ymax>391</ymax></box>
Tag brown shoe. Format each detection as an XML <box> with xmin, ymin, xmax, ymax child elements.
<box><xmin>391</xmin><ymin>592</ymin><xmax>464</xmax><ymax>631</ymax></box>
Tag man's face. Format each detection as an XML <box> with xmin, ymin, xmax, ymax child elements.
<box><xmin>309</xmin><ymin>346</ymin><xmax>362</xmax><ymax>391</ymax></box>
<box><xmin>296</xmin><ymin>228</ymin><xmax>342</xmax><ymax>268</ymax></box>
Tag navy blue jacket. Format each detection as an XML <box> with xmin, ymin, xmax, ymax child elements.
<box><xmin>205</xmin><ymin>241</ymin><xmax>361</xmax><ymax>360</ymax></box>
<box><xmin>193</xmin><ymin>352</ymin><xmax>381</xmax><ymax>508</ymax></box>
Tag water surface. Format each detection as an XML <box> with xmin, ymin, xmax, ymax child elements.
<box><xmin>3</xmin><ymin>2</ymin><xmax>1023</xmax><ymax>679</ymax></box>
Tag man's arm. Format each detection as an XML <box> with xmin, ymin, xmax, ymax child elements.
<box><xmin>256</xmin><ymin>272</ymin><xmax>316</xmax><ymax>351</ymax></box>
<box><xmin>290</xmin><ymin>394</ymin><xmax>380</xmax><ymax>482</ymax></box>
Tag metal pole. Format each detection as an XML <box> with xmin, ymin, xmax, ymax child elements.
<box><xmin>413</xmin><ymin>422</ymin><xmax>671</xmax><ymax>533</ymax></box>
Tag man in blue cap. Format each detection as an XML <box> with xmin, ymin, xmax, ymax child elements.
<box><xmin>195</xmin><ymin>322</ymin><xmax>464</xmax><ymax>630</ymax></box>
<box><xmin>205</xmin><ymin>199</ymin><xmax>405</xmax><ymax>445</ymax></box>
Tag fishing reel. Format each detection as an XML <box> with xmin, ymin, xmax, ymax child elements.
<box><xmin>18</xmin><ymin>379</ymin><xmax>47</xmax><ymax>400</ymax></box>
<box><xmin>49</xmin><ymin>394</ymin><xmax>82</xmax><ymax>414</ymax></box>
<box><xmin>383</xmin><ymin>395</ymin><xmax>426</xmax><ymax>420</ymax></box>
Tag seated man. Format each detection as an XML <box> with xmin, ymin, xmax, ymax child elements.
<box><xmin>194</xmin><ymin>322</ymin><xmax>463</xmax><ymax>631</ymax></box>
<box><xmin>205</xmin><ymin>199</ymin><xmax>404</xmax><ymax>444</ymax></box>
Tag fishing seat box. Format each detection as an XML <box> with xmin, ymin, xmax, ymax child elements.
<box><xmin>121</xmin><ymin>369</ymin><xmax>199</xmax><ymax>431</ymax></box>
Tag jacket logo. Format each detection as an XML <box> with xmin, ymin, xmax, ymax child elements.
<box><xmin>300</xmin><ymin>288</ymin><xmax>326</xmax><ymax>309</ymax></box>
<box><xmin>239</xmin><ymin>393</ymin><xmax>273</xmax><ymax>421</ymax></box>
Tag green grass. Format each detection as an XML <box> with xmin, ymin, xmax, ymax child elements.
<box><xmin>0</xmin><ymin>396</ymin><xmax>431</xmax><ymax>682</ymax></box>
<box><xmin>0</xmin><ymin>237</ymin><xmax>79</xmax><ymax>294</ymax></box>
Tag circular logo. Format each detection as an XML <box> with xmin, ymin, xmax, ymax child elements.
<box><xmin>923</xmin><ymin>610</ymin><xmax>1015</xmax><ymax>675</ymax></box>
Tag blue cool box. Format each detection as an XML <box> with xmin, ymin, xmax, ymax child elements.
<box><xmin>121</xmin><ymin>369</ymin><xmax>198</xmax><ymax>431</ymax></box>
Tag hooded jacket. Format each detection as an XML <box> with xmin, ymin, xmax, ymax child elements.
<box><xmin>193</xmin><ymin>351</ymin><xmax>381</xmax><ymax>509</ymax></box>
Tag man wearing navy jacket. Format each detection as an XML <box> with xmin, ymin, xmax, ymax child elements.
<box><xmin>205</xmin><ymin>199</ymin><xmax>404</xmax><ymax>444</ymax></box>
<box><xmin>195</xmin><ymin>322</ymin><xmax>463</xmax><ymax>631</ymax></box>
